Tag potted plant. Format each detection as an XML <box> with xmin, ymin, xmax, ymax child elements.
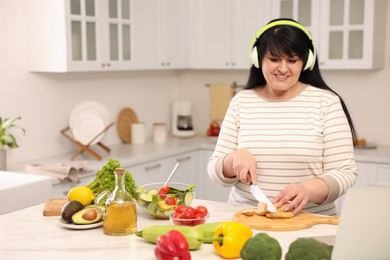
<box><xmin>0</xmin><ymin>116</ymin><xmax>25</xmax><ymax>170</ymax></box>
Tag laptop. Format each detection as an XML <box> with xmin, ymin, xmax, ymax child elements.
<box><xmin>319</xmin><ymin>187</ymin><xmax>390</xmax><ymax>260</ymax></box>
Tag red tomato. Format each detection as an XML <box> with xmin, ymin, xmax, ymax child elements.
<box><xmin>193</xmin><ymin>213</ymin><xmax>206</xmax><ymax>225</ymax></box>
<box><xmin>212</xmin><ymin>127</ymin><xmax>220</xmax><ymax>136</ymax></box>
<box><xmin>160</xmin><ymin>186</ymin><xmax>170</xmax><ymax>193</ymax></box>
<box><xmin>182</xmin><ymin>207</ymin><xmax>196</xmax><ymax>218</ymax></box>
<box><xmin>175</xmin><ymin>205</ymin><xmax>186</xmax><ymax>213</ymax></box>
<box><xmin>196</xmin><ymin>206</ymin><xmax>208</xmax><ymax>217</ymax></box>
<box><xmin>181</xmin><ymin>209</ymin><xmax>195</xmax><ymax>219</ymax></box>
<box><xmin>165</xmin><ymin>197</ymin><xmax>176</xmax><ymax>206</ymax></box>
<box><xmin>157</xmin><ymin>190</ymin><xmax>167</xmax><ymax>200</ymax></box>
<box><xmin>173</xmin><ymin>212</ymin><xmax>182</xmax><ymax>219</ymax></box>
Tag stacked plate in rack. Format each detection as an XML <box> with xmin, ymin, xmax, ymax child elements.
<box><xmin>68</xmin><ymin>101</ymin><xmax>110</xmax><ymax>145</ymax></box>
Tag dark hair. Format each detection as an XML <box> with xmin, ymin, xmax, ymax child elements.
<box><xmin>246</xmin><ymin>19</ymin><xmax>356</xmax><ymax>140</ymax></box>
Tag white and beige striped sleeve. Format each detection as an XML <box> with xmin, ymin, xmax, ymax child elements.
<box><xmin>318</xmin><ymin>94</ymin><xmax>357</xmax><ymax>203</ymax></box>
<box><xmin>207</xmin><ymin>94</ymin><xmax>240</xmax><ymax>187</ymax></box>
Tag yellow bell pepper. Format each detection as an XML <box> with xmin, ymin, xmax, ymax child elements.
<box><xmin>212</xmin><ymin>222</ymin><xmax>253</xmax><ymax>259</ymax></box>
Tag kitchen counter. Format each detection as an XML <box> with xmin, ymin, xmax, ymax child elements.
<box><xmin>0</xmin><ymin>199</ymin><xmax>338</xmax><ymax>259</ymax></box>
<box><xmin>8</xmin><ymin>134</ymin><xmax>390</xmax><ymax>176</ymax></box>
<box><xmin>7</xmin><ymin>135</ymin><xmax>218</xmax><ymax>179</ymax></box>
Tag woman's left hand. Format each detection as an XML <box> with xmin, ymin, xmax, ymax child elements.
<box><xmin>273</xmin><ymin>178</ymin><xmax>329</xmax><ymax>214</ymax></box>
<box><xmin>272</xmin><ymin>183</ymin><xmax>309</xmax><ymax>214</ymax></box>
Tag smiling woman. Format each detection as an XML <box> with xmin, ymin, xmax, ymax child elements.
<box><xmin>207</xmin><ymin>18</ymin><xmax>357</xmax><ymax>216</ymax></box>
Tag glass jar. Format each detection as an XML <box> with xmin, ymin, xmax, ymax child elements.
<box><xmin>95</xmin><ymin>167</ymin><xmax>137</xmax><ymax>235</ymax></box>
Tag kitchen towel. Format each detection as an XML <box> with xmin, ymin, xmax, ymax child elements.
<box><xmin>25</xmin><ymin>160</ymin><xmax>90</xmax><ymax>183</ymax></box>
<box><xmin>209</xmin><ymin>84</ymin><xmax>234</xmax><ymax>121</ymax></box>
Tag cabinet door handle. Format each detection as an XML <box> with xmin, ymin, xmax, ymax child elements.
<box><xmin>176</xmin><ymin>156</ymin><xmax>191</xmax><ymax>162</ymax></box>
<box><xmin>144</xmin><ymin>163</ymin><xmax>162</xmax><ymax>171</ymax></box>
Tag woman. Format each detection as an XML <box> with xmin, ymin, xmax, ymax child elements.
<box><xmin>207</xmin><ymin>19</ymin><xmax>357</xmax><ymax>215</ymax></box>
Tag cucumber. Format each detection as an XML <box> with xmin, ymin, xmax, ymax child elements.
<box><xmin>140</xmin><ymin>193</ymin><xmax>153</xmax><ymax>202</ymax></box>
<box><xmin>193</xmin><ymin>222</ymin><xmax>226</xmax><ymax>242</ymax></box>
<box><xmin>148</xmin><ymin>189</ymin><xmax>158</xmax><ymax>195</ymax></box>
<box><xmin>135</xmin><ymin>225</ymin><xmax>204</xmax><ymax>250</ymax></box>
<box><xmin>184</xmin><ymin>192</ymin><xmax>193</xmax><ymax>205</ymax></box>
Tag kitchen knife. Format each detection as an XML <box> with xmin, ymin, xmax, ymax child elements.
<box><xmin>250</xmin><ymin>184</ymin><xmax>277</xmax><ymax>213</ymax></box>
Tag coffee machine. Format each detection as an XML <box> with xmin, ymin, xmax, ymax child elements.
<box><xmin>171</xmin><ymin>100</ymin><xmax>196</xmax><ymax>137</ymax></box>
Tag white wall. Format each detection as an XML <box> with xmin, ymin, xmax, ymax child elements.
<box><xmin>1</xmin><ymin>0</ymin><xmax>390</xmax><ymax>166</ymax></box>
<box><xmin>0</xmin><ymin>0</ymin><xmax>180</xmax><ymax>164</ymax></box>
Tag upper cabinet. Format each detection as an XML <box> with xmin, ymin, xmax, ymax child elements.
<box><xmin>189</xmin><ymin>0</ymin><xmax>273</xmax><ymax>69</ymax></box>
<box><xmin>271</xmin><ymin>0</ymin><xmax>387</xmax><ymax>69</ymax></box>
<box><xmin>26</xmin><ymin>0</ymin><xmax>137</xmax><ymax>72</ymax></box>
<box><xmin>26</xmin><ymin>0</ymin><xmax>188</xmax><ymax>72</ymax></box>
<box><xmin>25</xmin><ymin>0</ymin><xmax>386</xmax><ymax>72</ymax></box>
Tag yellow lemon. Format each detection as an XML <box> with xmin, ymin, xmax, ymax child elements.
<box><xmin>67</xmin><ymin>186</ymin><xmax>95</xmax><ymax>206</ymax></box>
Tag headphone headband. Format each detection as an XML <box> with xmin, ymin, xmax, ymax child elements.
<box><xmin>250</xmin><ymin>20</ymin><xmax>317</xmax><ymax>71</ymax></box>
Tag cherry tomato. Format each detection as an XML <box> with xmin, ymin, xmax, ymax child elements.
<box><xmin>160</xmin><ymin>186</ymin><xmax>170</xmax><ymax>193</ymax></box>
<box><xmin>181</xmin><ymin>209</ymin><xmax>195</xmax><ymax>219</ymax></box>
<box><xmin>175</xmin><ymin>204</ymin><xmax>186</xmax><ymax>213</ymax></box>
<box><xmin>173</xmin><ymin>212</ymin><xmax>182</xmax><ymax>219</ymax></box>
<box><xmin>157</xmin><ymin>190</ymin><xmax>167</xmax><ymax>200</ymax></box>
<box><xmin>196</xmin><ymin>206</ymin><xmax>208</xmax><ymax>217</ymax></box>
<box><xmin>184</xmin><ymin>206</ymin><xmax>196</xmax><ymax>215</ymax></box>
<box><xmin>165</xmin><ymin>197</ymin><xmax>176</xmax><ymax>206</ymax></box>
<box><xmin>193</xmin><ymin>213</ymin><xmax>206</xmax><ymax>225</ymax></box>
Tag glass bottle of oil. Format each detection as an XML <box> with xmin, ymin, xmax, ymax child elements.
<box><xmin>102</xmin><ymin>167</ymin><xmax>137</xmax><ymax>236</ymax></box>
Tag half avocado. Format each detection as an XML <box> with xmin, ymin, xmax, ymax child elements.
<box><xmin>72</xmin><ymin>206</ymin><xmax>104</xmax><ymax>225</ymax></box>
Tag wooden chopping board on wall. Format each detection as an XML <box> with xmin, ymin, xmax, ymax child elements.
<box><xmin>233</xmin><ymin>209</ymin><xmax>339</xmax><ymax>231</ymax></box>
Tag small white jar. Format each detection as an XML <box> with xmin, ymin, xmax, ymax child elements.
<box><xmin>131</xmin><ymin>122</ymin><xmax>146</xmax><ymax>144</ymax></box>
<box><xmin>153</xmin><ymin>123</ymin><xmax>167</xmax><ymax>144</ymax></box>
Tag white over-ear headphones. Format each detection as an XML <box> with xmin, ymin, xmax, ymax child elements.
<box><xmin>250</xmin><ymin>20</ymin><xmax>316</xmax><ymax>71</ymax></box>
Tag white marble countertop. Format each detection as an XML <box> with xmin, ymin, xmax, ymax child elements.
<box><xmin>0</xmin><ymin>199</ymin><xmax>338</xmax><ymax>260</ymax></box>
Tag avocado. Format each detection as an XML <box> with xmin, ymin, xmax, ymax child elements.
<box><xmin>72</xmin><ymin>206</ymin><xmax>103</xmax><ymax>225</ymax></box>
<box><xmin>61</xmin><ymin>200</ymin><xmax>85</xmax><ymax>223</ymax></box>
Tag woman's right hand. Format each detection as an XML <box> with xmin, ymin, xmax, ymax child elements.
<box><xmin>223</xmin><ymin>149</ymin><xmax>257</xmax><ymax>184</ymax></box>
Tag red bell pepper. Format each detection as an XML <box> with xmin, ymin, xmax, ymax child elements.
<box><xmin>154</xmin><ymin>230</ymin><xmax>191</xmax><ymax>260</ymax></box>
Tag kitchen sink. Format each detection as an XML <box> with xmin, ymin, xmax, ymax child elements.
<box><xmin>0</xmin><ymin>171</ymin><xmax>52</xmax><ymax>215</ymax></box>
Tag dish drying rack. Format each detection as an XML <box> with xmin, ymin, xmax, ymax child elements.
<box><xmin>60</xmin><ymin>122</ymin><xmax>115</xmax><ymax>161</ymax></box>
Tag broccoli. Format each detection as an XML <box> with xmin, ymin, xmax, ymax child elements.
<box><xmin>86</xmin><ymin>158</ymin><xmax>136</xmax><ymax>199</ymax></box>
<box><xmin>285</xmin><ymin>237</ymin><xmax>332</xmax><ymax>260</ymax></box>
<box><xmin>240</xmin><ymin>233</ymin><xmax>282</xmax><ymax>260</ymax></box>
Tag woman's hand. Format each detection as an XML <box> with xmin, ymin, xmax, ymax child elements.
<box><xmin>222</xmin><ymin>149</ymin><xmax>257</xmax><ymax>184</ymax></box>
<box><xmin>273</xmin><ymin>179</ymin><xmax>329</xmax><ymax>214</ymax></box>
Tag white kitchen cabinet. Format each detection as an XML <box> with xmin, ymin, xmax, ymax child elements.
<box><xmin>125</xmin><ymin>151</ymin><xmax>199</xmax><ymax>186</ymax></box>
<box><xmin>367</xmin><ymin>163</ymin><xmax>390</xmax><ymax>187</ymax></box>
<box><xmin>198</xmin><ymin>150</ymin><xmax>231</xmax><ymax>202</ymax></box>
<box><xmin>337</xmin><ymin>161</ymin><xmax>390</xmax><ymax>213</ymax></box>
<box><xmin>162</xmin><ymin>152</ymin><xmax>199</xmax><ymax>186</ymax></box>
<box><xmin>130</xmin><ymin>0</ymin><xmax>189</xmax><ymax>69</ymax></box>
<box><xmin>354</xmin><ymin>161</ymin><xmax>390</xmax><ymax>188</ymax></box>
<box><xmin>126</xmin><ymin>159</ymin><xmax>164</xmax><ymax>186</ymax></box>
<box><xmin>189</xmin><ymin>0</ymin><xmax>273</xmax><ymax>69</ymax></box>
<box><xmin>156</xmin><ymin>0</ymin><xmax>189</xmax><ymax>69</ymax></box>
<box><xmin>25</xmin><ymin>0</ymin><xmax>164</xmax><ymax>72</ymax></box>
<box><xmin>271</xmin><ymin>0</ymin><xmax>387</xmax><ymax>69</ymax></box>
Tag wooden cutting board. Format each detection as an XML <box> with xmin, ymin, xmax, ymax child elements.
<box><xmin>43</xmin><ymin>198</ymin><xmax>69</xmax><ymax>216</ymax></box>
<box><xmin>233</xmin><ymin>209</ymin><xmax>339</xmax><ymax>231</ymax></box>
<box><xmin>116</xmin><ymin>107</ymin><xmax>139</xmax><ymax>143</ymax></box>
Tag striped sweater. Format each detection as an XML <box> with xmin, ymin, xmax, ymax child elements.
<box><xmin>207</xmin><ymin>86</ymin><xmax>357</xmax><ymax>215</ymax></box>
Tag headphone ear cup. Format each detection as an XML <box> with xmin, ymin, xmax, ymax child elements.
<box><xmin>251</xmin><ymin>47</ymin><xmax>260</xmax><ymax>68</ymax></box>
<box><xmin>304</xmin><ymin>49</ymin><xmax>315</xmax><ymax>70</ymax></box>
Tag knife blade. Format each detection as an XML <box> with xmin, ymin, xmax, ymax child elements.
<box><xmin>250</xmin><ymin>184</ymin><xmax>277</xmax><ymax>213</ymax></box>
